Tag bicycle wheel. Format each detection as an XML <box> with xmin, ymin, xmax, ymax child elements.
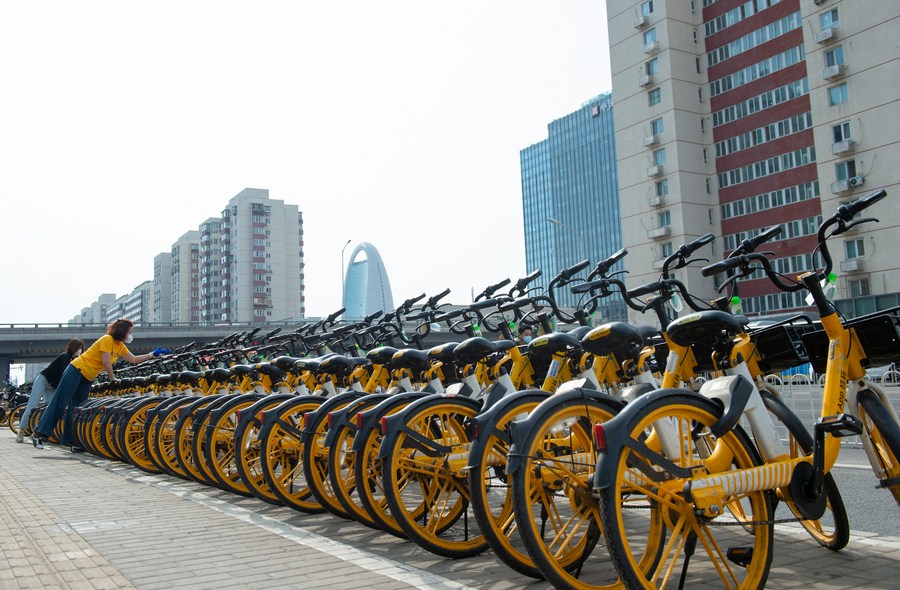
<box><xmin>119</xmin><ymin>398</ymin><xmax>164</xmax><ymax>473</ymax></box>
<box><xmin>759</xmin><ymin>386</ymin><xmax>849</xmax><ymax>550</ymax></box>
<box><xmin>152</xmin><ymin>396</ymin><xmax>199</xmax><ymax>478</ymax></box>
<box><xmin>353</xmin><ymin>391</ymin><xmax>428</xmax><ymax>536</ymax></box>
<box><xmin>204</xmin><ymin>393</ymin><xmax>264</xmax><ymax>495</ymax></box>
<box><xmin>8</xmin><ymin>404</ymin><xmax>26</xmax><ymax>434</ymax></box>
<box><xmin>258</xmin><ymin>396</ymin><xmax>325</xmax><ymax>513</ymax></box>
<box><xmin>597</xmin><ymin>390</ymin><xmax>773</xmax><ymax>590</ymax></box>
<box><xmin>302</xmin><ymin>392</ymin><xmax>366</xmax><ymax>519</ymax></box>
<box><xmin>327</xmin><ymin>394</ymin><xmax>390</xmax><ymax>526</ymax></box>
<box><xmin>858</xmin><ymin>388</ymin><xmax>900</xmax><ymax>506</ymax></box>
<box><xmin>144</xmin><ymin>396</ymin><xmax>190</xmax><ymax>472</ymax></box>
<box><xmin>511</xmin><ymin>391</ymin><xmax>627</xmax><ymax>587</ymax></box>
<box><xmin>381</xmin><ymin>396</ymin><xmax>488</xmax><ymax>558</ymax></box>
<box><xmin>234</xmin><ymin>394</ymin><xmax>296</xmax><ymax>505</ymax></box>
<box><xmin>467</xmin><ymin>390</ymin><xmax>549</xmax><ymax>578</ymax></box>
<box><xmin>191</xmin><ymin>394</ymin><xmax>240</xmax><ymax>488</ymax></box>
<box><xmin>174</xmin><ymin>396</ymin><xmax>221</xmax><ymax>484</ymax></box>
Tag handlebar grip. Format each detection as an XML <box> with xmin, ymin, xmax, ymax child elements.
<box><xmin>840</xmin><ymin>188</ymin><xmax>887</xmax><ymax>220</ymax></box>
<box><xmin>680</xmin><ymin>233</ymin><xmax>715</xmax><ymax>256</ymax></box>
<box><xmin>605</xmin><ymin>248</ymin><xmax>627</xmax><ymax>267</ymax></box>
<box><xmin>627</xmin><ymin>281</ymin><xmax>662</xmax><ymax>299</ymax></box>
<box><xmin>401</xmin><ymin>293</ymin><xmax>426</xmax><ymax>309</ymax></box>
<box><xmin>742</xmin><ymin>226</ymin><xmax>782</xmax><ymax>252</ymax></box>
<box><xmin>486</xmin><ymin>278</ymin><xmax>511</xmax><ymax>294</ymax></box>
<box><xmin>701</xmin><ymin>256</ymin><xmax>745</xmax><ymax>277</ymax></box>
<box><xmin>427</xmin><ymin>288</ymin><xmax>451</xmax><ymax>307</ymax></box>
<box><xmin>471</xmin><ymin>297</ymin><xmax>502</xmax><ymax>311</ymax></box>
<box><xmin>364</xmin><ymin>310</ymin><xmax>384</xmax><ymax>323</ymax></box>
<box><xmin>405</xmin><ymin>310</ymin><xmax>431</xmax><ymax>321</ymax></box>
<box><xmin>327</xmin><ymin>307</ymin><xmax>346</xmax><ymax>322</ymax></box>
<box><xmin>561</xmin><ymin>259</ymin><xmax>591</xmax><ymax>279</ymax></box>
<box><xmin>515</xmin><ymin>269</ymin><xmax>542</xmax><ymax>291</ymax></box>
<box><xmin>571</xmin><ymin>279</ymin><xmax>607</xmax><ymax>295</ymax></box>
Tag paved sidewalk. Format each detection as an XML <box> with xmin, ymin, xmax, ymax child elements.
<box><xmin>1</xmin><ymin>426</ymin><xmax>898</xmax><ymax>589</ymax></box>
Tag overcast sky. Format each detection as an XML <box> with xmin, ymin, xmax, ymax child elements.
<box><xmin>0</xmin><ymin>1</ymin><xmax>612</xmax><ymax>325</ymax></box>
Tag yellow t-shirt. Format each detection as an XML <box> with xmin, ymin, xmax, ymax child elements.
<box><xmin>71</xmin><ymin>334</ymin><xmax>130</xmax><ymax>381</ymax></box>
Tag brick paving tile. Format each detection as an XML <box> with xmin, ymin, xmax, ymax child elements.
<box><xmin>2</xmin><ymin>426</ymin><xmax>899</xmax><ymax>589</ymax></box>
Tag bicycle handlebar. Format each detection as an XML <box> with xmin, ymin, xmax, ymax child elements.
<box><xmin>589</xmin><ymin>248</ymin><xmax>627</xmax><ymax>280</ymax></box>
<box><xmin>513</xmin><ymin>269</ymin><xmax>542</xmax><ymax>295</ymax></box>
<box><xmin>839</xmin><ymin>188</ymin><xmax>887</xmax><ymax>221</ymax></box>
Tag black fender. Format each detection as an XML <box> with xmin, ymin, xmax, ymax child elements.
<box><xmin>235</xmin><ymin>394</ymin><xmax>296</xmax><ymax>434</ymax></box>
<box><xmin>350</xmin><ymin>391</ymin><xmax>431</xmax><ymax>453</ymax></box>
<box><xmin>205</xmin><ymin>393</ymin><xmax>265</xmax><ymax>437</ymax></box>
<box><xmin>506</xmin><ymin>388</ymin><xmax>624</xmax><ymax>475</ymax></box>
<box><xmin>260</xmin><ymin>394</ymin><xmax>325</xmax><ymax>441</ymax></box>
<box><xmin>760</xmin><ymin>389</ymin><xmax>813</xmax><ymax>452</ymax></box>
<box><xmin>467</xmin><ymin>389</ymin><xmax>551</xmax><ymax>470</ymax></box>
<box><xmin>323</xmin><ymin>393</ymin><xmax>391</xmax><ymax>448</ymax></box>
<box><xmin>592</xmin><ymin>388</ymin><xmax>725</xmax><ymax>492</ymax></box>
<box><xmin>378</xmin><ymin>393</ymin><xmax>484</xmax><ymax>460</ymax></box>
<box><xmin>191</xmin><ymin>393</ymin><xmax>240</xmax><ymax>435</ymax></box>
<box><xmin>300</xmin><ymin>390</ymin><xmax>367</xmax><ymax>443</ymax></box>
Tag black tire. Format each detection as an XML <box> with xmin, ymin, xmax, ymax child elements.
<box><xmin>760</xmin><ymin>387</ymin><xmax>850</xmax><ymax>550</ymax></box>
<box><xmin>858</xmin><ymin>388</ymin><xmax>900</xmax><ymax>506</ymax></box>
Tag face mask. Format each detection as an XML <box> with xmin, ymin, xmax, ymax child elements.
<box><xmin>75</xmin><ymin>350</ymin><xmax>82</xmax><ymax>357</ymax></box>
<box><xmin>125</xmin><ymin>333</ymin><xmax>134</xmax><ymax>344</ymax></box>
<box><xmin>523</xmin><ymin>335</ymin><xmax>532</xmax><ymax>343</ymax></box>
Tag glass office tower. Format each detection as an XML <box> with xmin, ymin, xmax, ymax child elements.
<box><xmin>521</xmin><ymin>92</ymin><xmax>625</xmax><ymax>320</ymax></box>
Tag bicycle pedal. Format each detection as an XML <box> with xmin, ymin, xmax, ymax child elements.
<box><xmin>815</xmin><ymin>413</ymin><xmax>863</xmax><ymax>438</ymax></box>
<box><xmin>726</xmin><ymin>546</ymin><xmax>753</xmax><ymax>568</ymax></box>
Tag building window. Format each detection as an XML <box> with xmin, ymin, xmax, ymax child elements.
<box><xmin>643</xmin><ymin>28</ymin><xmax>657</xmax><ymax>46</ymax></box>
<box><xmin>825</xmin><ymin>46</ymin><xmax>844</xmax><ymax>67</ymax></box>
<box><xmin>648</xmin><ymin>88</ymin><xmax>662</xmax><ymax>106</ymax></box>
<box><xmin>849</xmin><ymin>278</ymin><xmax>870</xmax><ymax>297</ymax></box>
<box><xmin>641</xmin><ymin>0</ymin><xmax>654</xmax><ymax>17</ymax></box>
<box><xmin>835</xmin><ymin>159</ymin><xmax>857</xmax><ymax>181</ymax></box>
<box><xmin>645</xmin><ymin>57</ymin><xmax>659</xmax><ymax>75</ymax></box>
<box><xmin>820</xmin><ymin>8</ymin><xmax>839</xmax><ymax>30</ymax></box>
<box><xmin>660</xmin><ymin>242</ymin><xmax>673</xmax><ymax>258</ymax></box>
<box><xmin>651</xmin><ymin>117</ymin><xmax>664</xmax><ymax>135</ymax></box>
<box><xmin>828</xmin><ymin>83</ymin><xmax>848</xmax><ymax>106</ymax></box>
<box><xmin>845</xmin><ymin>238</ymin><xmax>865</xmax><ymax>259</ymax></box>
<box><xmin>832</xmin><ymin>121</ymin><xmax>851</xmax><ymax>143</ymax></box>
<box><xmin>658</xmin><ymin>210</ymin><xmax>671</xmax><ymax>227</ymax></box>
<box><xmin>653</xmin><ymin>148</ymin><xmax>666</xmax><ymax>166</ymax></box>
<box><xmin>656</xmin><ymin>179</ymin><xmax>668</xmax><ymax>196</ymax></box>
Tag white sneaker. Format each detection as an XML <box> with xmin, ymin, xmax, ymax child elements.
<box><xmin>16</xmin><ymin>432</ymin><xmax>24</xmax><ymax>443</ymax></box>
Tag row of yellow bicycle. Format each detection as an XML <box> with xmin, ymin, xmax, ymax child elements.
<box><xmin>13</xmin><ymin>188</ymin><xmax>899</xmax><ymax>589</ymax></box>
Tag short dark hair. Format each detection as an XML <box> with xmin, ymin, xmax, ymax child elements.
<box><xmin>66</xmin><ymin>338</ymin><xmax>84</xmax><ymax>356</ymax></box>
<box><xmin>518</xmin><ymin>325</ymin><xmax>533</xmax><ymax>335</ymax></box>
<box><xmin>107</xmin><ymin>319</ymin><xmax>134</xmax><ymax>341</ymax></box>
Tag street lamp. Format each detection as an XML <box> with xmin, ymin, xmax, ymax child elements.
<box><xmin>547</xmin><ymin>217</ymin><xmax>585</xmax><ymax>261</ymax></box>
<box><xmin>341</xmin><ymin>239</ymin><xmax>352</xmax><ymax>305</ymax></box>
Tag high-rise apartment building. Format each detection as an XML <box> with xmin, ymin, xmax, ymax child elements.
<box><xmin>152</xmin><ymin>253</ymin><xmax>172</xmax><ymax>324</ymax></box>
<box><xmin>220</xmin><ymin>188</ymin><xmax>305</xmax><ymax>323</ymax></box>
<box><xmin>171</xmin><ymin>230</ymin><xmax>201</xmax><ymax>323</ymax></box>
<box><xmin>199</xmin><ymin>217</ymin><xmax>223</xmax><ymax>323</ymax></box>
<box><xmin>607</xmin><ymin>0</ymin><xmax>899</xmax><ymax>321</ymax></box>
<box><xmin>521</xmin><ymin>92</ymin><xmax>626</xmax><ymax>320</ymax></box>
<box><xmin>71</xmin><ymin>188</ymin><xmax>306</xmax><ymax>325</ymax></box>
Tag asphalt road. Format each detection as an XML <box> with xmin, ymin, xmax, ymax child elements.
<box><xmin>830</xmin><ymin>447</ymin><xmax>899</xmax><ymax>538</ymax></box>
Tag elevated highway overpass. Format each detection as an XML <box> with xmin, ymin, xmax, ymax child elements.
<box><xmin>0</xmin><ymin>321</ymin><xmax>460</xmax><ymax>382</ymax></box>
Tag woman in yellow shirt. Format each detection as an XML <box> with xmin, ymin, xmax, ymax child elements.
<box><xmin>31</xmin><ymin>318</ymin><xmax>170</xmax><ymax>450</ymax></box>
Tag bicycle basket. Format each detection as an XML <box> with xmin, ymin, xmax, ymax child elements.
<box><xmin>802</xmin><ymin>308</ymin><xmax>900</xmax><ymax>374</ymax></box>
<box><xmin>648</xmin><ymin>338</ymin><xmax>715</xmax><ymax>374</ymax></box>
<box><xmin>752</xmin><ymin>323</ymin><xmax>817</xmax><ymax>374</ymax></box>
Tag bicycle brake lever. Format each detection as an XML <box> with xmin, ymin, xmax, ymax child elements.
<box><xmin>640</xmin><ymin>296</ymin><xmax>664</xmax><ymax>314</ymax></box>
<box><xmin>842</xmin><ymin>216</ymin><xmax>879</xmax><ymax>233</ymax></box>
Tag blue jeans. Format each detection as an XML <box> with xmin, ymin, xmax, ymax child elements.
<box><xmin>18</xmin><ymin>373</ymin><xmax>57</xmax><ymax>437</ymax></box>
<box><xmin>34</xmin><ymin>364</ymin><xmax>91</xmax><ymax>446</ymax></box>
